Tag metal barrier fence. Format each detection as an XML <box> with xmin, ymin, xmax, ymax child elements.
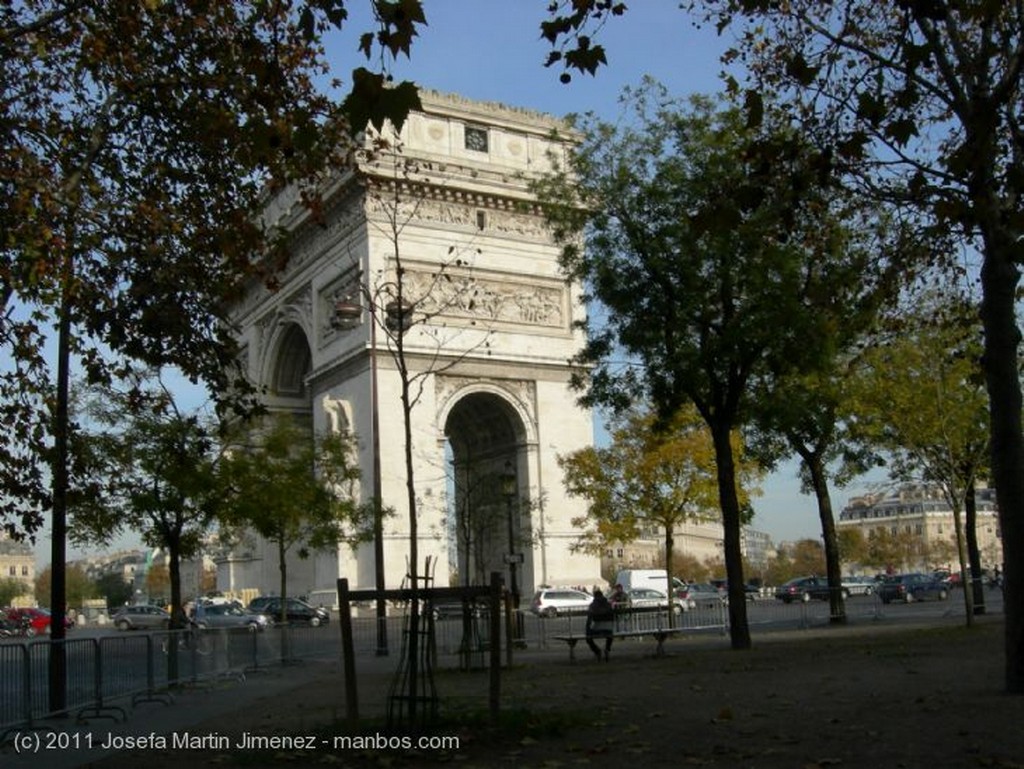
<box><xmin>0</xmin><ymin>623</ymin><xmax>341</xmax><ymax>739</ymax></box>
<box><xmin>2</xmin><ymin>586</ymin><xmax>1002</xmax><ymax>739</ymax></box>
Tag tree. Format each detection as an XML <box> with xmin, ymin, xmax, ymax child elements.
<box><xmin>864</xmin><ymin>526</ymin><xmax>921</xmax><ymax>574</ymax></box>
<box><xmin>837</xmin><ymin>527</ymin><xmax>869</xmax><ymax>570</ymax></box>
<box><xmin>33</xmin><ymin>564</ymin><xmax>95</xmax><ymax>609</ymax></box>
<box><xmin>0</xmin><ymin>577</ymin><xmax>28</xmax><ymax>606</ymax></box>
<box><xmin>680</xmin><ymin>0</ymin><xmax>1024</xmax><ymax>694</ymax></box>
<box><xmin>848</xmin><ymin>290</ymin><xmax>991</xmax><ymax>622</ymax></box>
<box><xmin>145</xmin><ymin>565</ymin><xmax>171</xmax><ymax>606</ymax></box>
<box><xmin>535</xmin><ymin>83</ymin><xmax>893</xmax><ymax>649</ymax></box>
<box><xmin>559</xmin><ymin>404</ymin><xmax>760</xmax><ymax>626</ymax></box>
<box><xmin>750</xmin><ymin>360</ymin><xmax>887</xmax><ymax>624</ymax></box>
<box><xmin>94</xmin><ymin>572</ymin><xmax>133</xmax><ymax>610</ymax></box>
<box><xmin>788</xmin><ymin>539</ymin><xmax>827</xmax><ymax>576</ymax></box>
<box><xmin>1</xmin><ymin>0</ymin><xmax>370</xmax><ymax>711</ymax></box>
<box><xmin>219</xmin><ymin>414</ymin><xmax>371</xmax><ymax>624</ymax></box>
<box><xmin>74</xmin><ymin>374</ymin><xmax>221</xmax><ymax>630</ymax></box>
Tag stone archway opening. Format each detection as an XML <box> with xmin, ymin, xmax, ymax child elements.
<box><xmin>444</xmin><ymin>392</ymin><xmax>529</xmax><ymax>594</ymax></box>
<box><xmin>268</xmin><ymin>323</ymin><xmax>312</xmax><ymax>410</ymax></box>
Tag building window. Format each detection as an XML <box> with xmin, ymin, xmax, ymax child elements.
<box><xmin>7</xmin><ymin>566</ymin><xmax>14</xmax><ymax>576</ymax></box>
<box><xmin>21</xmin><ymin>565</ymin><xmax>28</xmax><ymax>576</ymax></box>
<box><xmin>476</xmin><ymin>210</ymin><xmax>486</xmax><ymax>230</ymax></box>
<box><xmin>616</xmin><ymin>548</ymin><xmax>623</xmax><ymax>559</ymax></box>
<box><xmin>464</xmin><ymin>125</ymin><xmax>489</xmax><ymax>152</ymax></box>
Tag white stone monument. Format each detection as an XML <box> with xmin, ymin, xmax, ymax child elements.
<box><xmin>222</xmin><ymin>91</ymin><xmax>600</xmax><ymax>603</ymax></box>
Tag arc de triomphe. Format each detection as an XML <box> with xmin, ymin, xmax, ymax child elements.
<box><xmin>220</xmin><ymin>91</ymin><xmax>600</xmax><ymax>603</ymax></box>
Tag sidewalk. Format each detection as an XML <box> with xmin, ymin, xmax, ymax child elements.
<box><xmin>1</xmin><ymin>657</ymin><xmax>349</xmax><ymax>769</ymax></box>
<box><xmin>4</xmin><ymin>614</ymin><xmax>1006</xmax><ymax>769</ymax></box>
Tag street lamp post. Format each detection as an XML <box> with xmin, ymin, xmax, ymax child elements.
<box><xmin>501</xmin><ymin>461</ymin><xmax>521</xmax><ymax>644</ymax></box>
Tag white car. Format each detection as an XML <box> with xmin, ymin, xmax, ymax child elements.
<box><xmin>841</xmin><ymin>576</ymin><xmax>877</xmax><ymax>596</ymax></box>
<box><xmin>529</xmin><ymin>588</ymin><xmax>592</xmax><ymax>617</ymax></box>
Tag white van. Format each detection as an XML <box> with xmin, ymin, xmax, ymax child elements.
<box><xmin>613</xmin><ymin>569</ymin><xmax>685</xmax><ymax>595</ymax></box>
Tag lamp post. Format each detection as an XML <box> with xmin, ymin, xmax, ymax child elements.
<box><xmin>501</xmin><ymin>461</ymin><xmax>520</xmax><ymax>626</ymax></box>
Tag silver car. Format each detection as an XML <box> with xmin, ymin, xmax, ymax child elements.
<box><xmin>623</xmin><ymin>587</ymin><xmax>686</xmax><ymax>614</ymax></box>
<box><xmin>112</xmin><ymin>604</ymin><xmax>171</xmax><ymax>631</ymax></box>
<box><xmin>529</xmin><ymin>588</ymin><xmax>592</xmax><ymax>617</ymax></box>
<box><xmin>194</xmin><ymin>602</ymin><xmax>269</xmax><ymax>631</ymax></box>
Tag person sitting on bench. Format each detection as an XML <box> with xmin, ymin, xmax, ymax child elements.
<box><xmin>585</xmin><ymin>588</ymin><xmax>615</xmax><ymax>662</ymax></box>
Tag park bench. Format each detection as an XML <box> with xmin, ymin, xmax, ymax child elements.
<box><xmin>551</xmin><ymin>626</ymin><xmax>687</xmax><ymax>663</ymax></box>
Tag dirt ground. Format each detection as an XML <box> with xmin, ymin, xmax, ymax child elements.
<box><xmin>92</xmin><ymin>616</ymin><xmax>1024</xmax><ymax>768</ymax></box>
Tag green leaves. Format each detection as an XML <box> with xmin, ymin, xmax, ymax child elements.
<box><xmin>342</xmin><ymin>68</ymin><xmax>422</xmax><ymax>135</ymax></box>
<box><xmin>540</xmin><ymin>1</ymin><xmax>625</xmax><ymax>82</ymax></box>
<box><xmin>361</xmin><ymin>0</ymin><xmax>427</xmax><ymax>59</ymax></box>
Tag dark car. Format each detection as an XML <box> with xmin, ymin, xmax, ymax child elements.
<box><xmin>774</xmin><ymin>576</ymin><xmax>844</xmax><ymax>603</ymax></box>
<box><xmin>246</xmin><ymin>596</ymin><xmax>275</xmax><ymax>614</ymax></box>
<box><xmin>878</xmin><ymin>573</ymin><xmax>950</xmax><ymax>604</ymax></box>
<box><xmin>251</xmin><ymin>597</ymin><xmax>329</xmax><ymax>627</ymax></box>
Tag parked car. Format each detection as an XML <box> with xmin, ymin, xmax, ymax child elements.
<box><xmin>622</xmin><ymin>587</ymin><xmax>685</xmax><ymax>614</ymax></box>
<box><xmin>878</xmin><ymin>573</ymin><xmax>950</xmax><ymax>604</ymax></box>
<box><xmin>529</xmin><ymin>588</ymin><xmax>592</xmax><ymax>617</ymax></box>
<box><xmin>193</xmin><ymin>602</ymin><xmax>269</xmax><ymax>631</ymax></box>
<box><xmin>774</xmin><ymin>576</ymin><xmax>844</xmax><ymax>603</ymax></box>
<box><xmin>111</xmin><ymin>604</ymin><xmax>172</xmax><ymax>631</ymax></box>
<box><xmin>246</xmin><ymin>596</ymin><xmax>276</xmax><ymax>614</ymax></box>
<box><xmin>252</xmin><ymin>597</ymin><xmax>330</xmax><ymax>627</ymax></box>
<box><xmin>679</xmin><ymin>582</ymin><xmax>726</xmax><ymax>609</ymax></box>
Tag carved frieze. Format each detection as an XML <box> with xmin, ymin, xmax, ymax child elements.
<box><xmin>364</xmin><ymin>184</ymin><xmax>549</xmax><ymax>241</ymax></box>
<box><xmin>402</xmin><ymin>267</ymin><xmax>565</xmax><ymax>330</ymax></box>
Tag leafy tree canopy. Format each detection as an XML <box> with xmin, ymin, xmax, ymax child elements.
<box><xmin>561</xmin><ymin>405</ymin><xmax>761</xmax><ymax>555</ymax></box>
<box><xmin>218</xmin><ymin>414</ymin><xmax>373</xmax><ymax>609</ymax></box>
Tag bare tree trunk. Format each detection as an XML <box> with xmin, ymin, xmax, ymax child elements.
<box><xmin>48</xmin><ymin>262</ymin><xmax>72</xmax><ymax>715</ymax></box>
<box><xmin>979</xmin><ymin>232</ymin><xmax>1024</xmax><ymax>693</ymax></box>
<box><xmin>950</xmin><ymin>499</ymin><xmax>974</xmax><ymax>626</ymax></box>
<box><xmin>664</xmin><ymin>527</ymin><xmax>676</xmax><ymax>629</ymax></box>
<box><xmin>965</xmin><ymin>483</ymin><xmax>986</xmax><ymax>615</ymax></box>
<box><xmin>711</xmin><ymin>422</ymin><xmax>750</xmax><ymax>650</ymax></box>
<box><xmin>805</xmin><ymin>455</ymin><xmax>846</xmax><ymax>625</ymax></box>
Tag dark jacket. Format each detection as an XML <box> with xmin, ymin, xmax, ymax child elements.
<box><xmin>586</xmin><ymin>593</ymin><xmax>615</xmax><ymax>636</ymax></box>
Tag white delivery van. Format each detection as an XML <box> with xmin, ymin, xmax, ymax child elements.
<box><xmin>613</xmin><ymin>569</ymin><xmax>685</xmax><ymax>594</ymax></box>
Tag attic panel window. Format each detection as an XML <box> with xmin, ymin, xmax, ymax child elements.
<box><xmin>464</xmin><ymin>125</ymin><xmax>489</xmax><ymax>152</ymax></box>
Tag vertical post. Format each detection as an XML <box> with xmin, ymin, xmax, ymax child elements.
<box><xmin>501</xmin><ymin>461</ymin><xmax>522</xmax><ymax>650</ymax></box>
<box><xmin>489</xmin><ymin>571</ymin><xmax>502</xmax><ymax>721</ymax></box>
<box><xmin>337</xmin><ymin>578</ymin><xmax>359</xmax><ymax>722</ymax></box>
<box><xmin>370</xmin><ymin>301</ymin><xmax>388</xmax><ymax>656</ymax></box>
